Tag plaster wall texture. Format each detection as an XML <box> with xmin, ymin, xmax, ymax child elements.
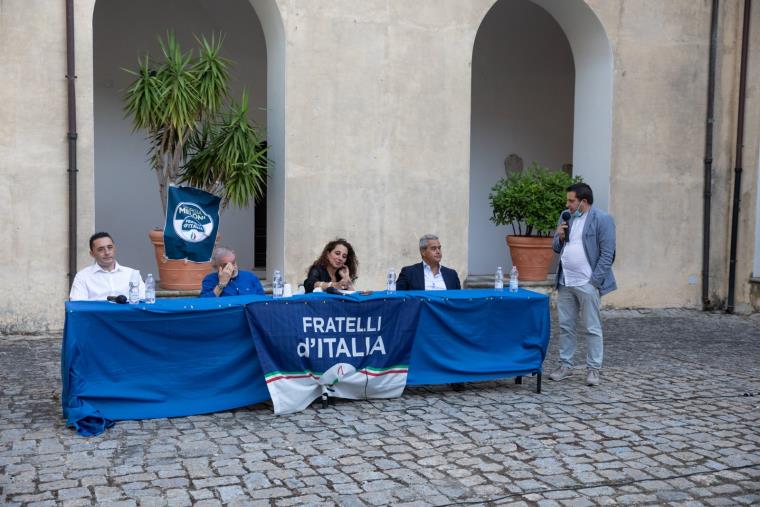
<box><xmin>535</xmin><ymin>0</ymin><xmax>614</xmax><ymax>213</ymax></box>
<box><xmin>271</xmin><ymin>0</ymin><xmax>760</xmax><ymax>307</ymax></box>
<box><xmin>3</xmin><ymin>0</ymin><xmax>760</xmax><ymax>333</ymax></box>
<box><xmin>588</xmin><ymin>0</ymin><xmax>757</xmax><ymax>310</ymax></box>
<box><xmin>0</xmin><ymin>0</ymin><xmax>95</xmax><ymax>333</ymax></box>
<box><xmin>695</xmin><ymin>0</ymin><xmax>758</xmax><ymax>312</ymax></box>
<box><xmin>716</xmin><ymin>2</ymin><xmax>760</xmax><ymax>313</ymax></box>
<box><xmin>737</xmin><ymin>1</ymin><xmax>760</xmax><ymax>311</ymax></box>
<box><xmin>589</xmin><ymin>0</ymin><xmax>709</xmax><ymax>308</ymax></box>
<box><xmin>275</xmin><ymin>0</ymin><xmax>494</xmax><ymax>290</ymax></box>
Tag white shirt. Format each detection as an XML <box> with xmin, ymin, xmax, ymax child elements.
<box><xmin>423</xmin><ymin>261</ymin><xmax>448</xmax><ymax>290</ymax></box>
<box><xmin>560</xmin><ymin>212</ymin><xmax>593</xmax><ymax>286</ymax></box>
<box><xmin>69</xmin><ymin>261</ymin><xmax>146</xmax><ymax>301</ymax></box>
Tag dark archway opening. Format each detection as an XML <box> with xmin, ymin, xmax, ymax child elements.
<box><xmin>93</xmin><ymin>0</ymin><xmax>268</xmax><ymax>276</ymax></box>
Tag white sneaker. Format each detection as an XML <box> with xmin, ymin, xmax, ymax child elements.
<box><xmin>586</xmin><ymin>369</ymin><xmax>600</xmax><ymax>386</ymax></box>
<box><xmin>549</xmin><ymin>365</ymin><xmax>573</xmax><ymax>381</ymax></box>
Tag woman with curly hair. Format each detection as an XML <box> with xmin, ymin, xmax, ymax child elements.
<box><xmin>304</xmin><ymin>238</ymin><xmax>359</xmax><ymax>293</ymax></box>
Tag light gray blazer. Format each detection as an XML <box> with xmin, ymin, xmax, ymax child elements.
<box><xmin>552</xmin><ymin>206</ymin><xmax>617</xmax><ymax>296</ymax></box>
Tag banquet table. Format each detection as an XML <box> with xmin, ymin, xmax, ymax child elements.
<box><xmin>62</xmin><ymin>289</ymin><xmax>550</xmax><ymax>435</ymax></box>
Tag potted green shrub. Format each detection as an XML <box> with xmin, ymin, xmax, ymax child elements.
<box><xmin>123</xmin><ymin>32</ymin><xmax>268</xmax><ymax>289</ymax></box>
<box><xmin>489</xmin><ymin>163</ymin><xmax>581</xmax><ymax>280</ymax></box>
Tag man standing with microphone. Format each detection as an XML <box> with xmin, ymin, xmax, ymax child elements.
<box><xmin>549</xmin><ymin>183</ymin><xmax>617</xmax><ymax>386</ymax></box>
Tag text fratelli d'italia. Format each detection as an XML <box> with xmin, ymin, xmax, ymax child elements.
<box><xmin>297</xmin><ymin>316</ymin><xmax>386</xmax><ymax>359</ymax></box>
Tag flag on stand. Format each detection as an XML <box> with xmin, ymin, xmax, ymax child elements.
<box><xmin>163</xmin><ymin>186</ymin><xmax>221</xmax><ymax>262</ymax></box>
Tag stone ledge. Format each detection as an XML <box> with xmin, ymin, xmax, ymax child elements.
<box><xmin>156</xmin><ymin>289</ymin><xmax>201</xmax><ymax>298</ymax></box>
<box><xmin>157</xmin><ymin>284</ymin><xmax>274</xmax><ymax>298</ymax></box>
<box><xmin>465</xmin><ymin>274</ymin><xmax>556</xmax><ymax>295</ymax></box>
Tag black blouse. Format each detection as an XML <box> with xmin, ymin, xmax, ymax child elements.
<box><xmin>304</xmin><ymin>265</ymin><xmax>350</xmax><ymax>293</ymax></box>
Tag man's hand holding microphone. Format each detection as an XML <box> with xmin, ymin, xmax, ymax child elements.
<box><xmin>557</xmin><ymin>211</ymin><xmax>572</xmax><ymax>242</ymax></box>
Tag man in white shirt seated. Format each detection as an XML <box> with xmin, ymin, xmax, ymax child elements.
<box><xmin>396</xmin><ymin>234</ymin><xmax>461</xmax><ymax>291</ymax></box>
<box><xmin>69</xmin><ymin>232</ymin><xmax>145</xmax><ymax>301</ymax></box>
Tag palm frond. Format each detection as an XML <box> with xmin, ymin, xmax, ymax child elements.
<box><xmin>123</xmin><ymin>54</ymin><xmax>164</xmax><ymax>131</ymax></box>
<box><xmin>123</xmin><ymin>32</ymin><xmax>268</xmax><ymax>214</ymax></box>
<box><xmin>181</xmin><ymin>92</ymin><xmax>268</xmax><ymax>208</ymax></box>
<box><xmin>193</xmin><ymin>33</ymin><xmax>231</xmax><ymax>115</ymax></box>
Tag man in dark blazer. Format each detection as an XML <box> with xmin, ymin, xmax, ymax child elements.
<box><xmin>396</xmin><ymin>234</ymin><xmax>461</xmax><ymax>291</ymax></box>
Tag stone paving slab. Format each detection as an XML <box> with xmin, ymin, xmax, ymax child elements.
<box><xmin>1</xmin><ymin>309</ymin><xmax>759</xmax><ymax>506</ymax></box>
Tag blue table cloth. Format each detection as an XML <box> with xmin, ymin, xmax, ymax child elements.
<box><xmin>407</xmin><ymin>289</ymin><xmax>551</xmax><ymax>384</ymax></box>
<box><xmin>62</xmin><ymin>289</ymin><xmax>549</xmax><ymax>435</ymax></box>
<box><xmin>62</xmin><ymin>295</ymin><xmax>271</xmax><ymax>435</ymax></box>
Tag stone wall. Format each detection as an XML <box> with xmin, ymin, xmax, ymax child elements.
<box><xmin>0</xmin><ymin>0</ymin><xmax>95</xmax><ymax>333</ymax></box>
<box><xmin>2</xmin><ymin>0</ymin><xmax>759</xmax><ymax>332</ymax></box>
<box><xmin>591</xmin><ymin>0</ymin><xmax>759</xmax><ymax>311</ymax></box>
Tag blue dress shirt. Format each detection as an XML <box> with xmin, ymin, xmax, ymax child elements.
<box><xmin>200</xmin><ymin>270</ymin><xmax>265</xmax><ymax>297</ymax></box>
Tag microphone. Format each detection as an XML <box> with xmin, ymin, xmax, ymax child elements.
<box><xmin>561</xmin><ymin>211</ymin><xmax>572</xmax><ymax>242</ymax></box>
<box><xmin>107</xmin><ymin>295</ymin><xmax>128</xmax><ymax>304</ymax></box>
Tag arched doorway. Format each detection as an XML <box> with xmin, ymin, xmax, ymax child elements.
<box><xmin>468</xmin><ymin>0</ymin><xmax>612</xmax><ymax>276</ymax></box>
<box><xmin>93</xmin><ymin>0</ymin><xmax>268</xmax><ymax>277</ymax></box>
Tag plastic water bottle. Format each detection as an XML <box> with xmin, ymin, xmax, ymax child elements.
<box><xmin>509</xmin><ymin>266</ymin><xmax>519</xmax><ymax>293</ymax></box>
<box><xmin>494</xmin><ymin>266</ymin><xmax>503</xmax><ymax>290</ymax></box>
<box><xmin>144</xmin><ymin>273</ymin><xmax>156</xmax><ymax>304</ymax></box>
<box><xmin>386</xmin><ymin>268</ymin><xmax>396</xmax><ymax>293</ymax></box>
<box><xmin>129</xmin><ymin>270</ymin><xmax>141</xmax><ymax>304</ymax></box>
<box><xmin>272</xmin><ymin>270</ymin><xmax>283</xmax><ymax>298</ymax></box>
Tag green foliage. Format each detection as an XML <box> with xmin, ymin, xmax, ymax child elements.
<box><xmin>489</xmin><ymin>163</ymin><xmax>582</xmax><ymax>237</ymax></box>
<box><xmin>183</xmin><ymin>92</ymin><xmax>267</xmax><ymax>209</ymax></box>
<box><xmin>193</xmin><ymin>33</ymin><xmax>230</xmax><ymax>116</ymax></box>
<box><xmin>122</xmin><ymin>31</ymin><xmax>267</xmax><ymax>215</ymax></box>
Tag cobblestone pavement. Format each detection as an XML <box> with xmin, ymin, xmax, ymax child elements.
<box><xmin>1</xmin><ymin>309</ymin><xmax>759</xmax><ymax>506</ymax></box>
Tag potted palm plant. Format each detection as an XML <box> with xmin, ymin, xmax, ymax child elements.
<box><xmin>489</xmin><ymin>163</ymin><xmax>580</xmax><ymax>281</ymax></box>
<box><xmin>123</xmin><ymin>32</ymin><xmax>268</xmax><ymax>289</ymax></box>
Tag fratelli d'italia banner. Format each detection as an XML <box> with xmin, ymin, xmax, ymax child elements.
<box><xmin>163</xmin><ymin>185</ymin><xmax>221</xmax><ymax>262</ymax></box>
<box><xmin>246</xmin><ymin>296</ymin><xmax>422</xmax><ymax>414</ymax></box>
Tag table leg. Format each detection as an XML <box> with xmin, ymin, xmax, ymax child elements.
<box><xmin>515</xmin><ymin>376</ymin><xmax>522</xmax><ymax>385</ymax></box>
<box><xmin>321</xmin><ymin>390</ymin><xmax>329</xmax><ymax>409</ymax></box>
<box><xmin>535</xmin><ymin>372</ymin><xmax>542</xmax><ymax>394</ymax></box>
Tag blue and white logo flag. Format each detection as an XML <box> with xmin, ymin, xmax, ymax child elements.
<box><xmin>163</xmin><ymin>186</ymin><xmax>221</xmax><ymax>262</ymax></box>
<box><xmin>246</xmin><ymin>295</ymin><xmax>422</xmax><ymax>414</ymax></box>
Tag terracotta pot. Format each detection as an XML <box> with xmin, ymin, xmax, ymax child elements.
<box><xmin>506</xmin><ymin>235</ymin><xmax>555</xmax><ymax>281</ymax></box>
<box><xmin>148</xmin><ymin>229</ymin><xmax>214</xmax><ymax>290</ymax></box>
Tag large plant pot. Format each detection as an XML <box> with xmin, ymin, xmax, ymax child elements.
<box><xmin>148</xmin><ymin>229</ymin><xmax>213</xmax><ymax>290</ymax></box>
<box><xmin>506</xmin><ymin>235</ymin><xmax>555</xmax><ymax>281</ymax></box>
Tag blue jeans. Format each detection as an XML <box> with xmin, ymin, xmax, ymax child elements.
<box><xmin>557</xmin><ymin>283</ymin><xmax>603</xmax><ymax>370</ymax></box>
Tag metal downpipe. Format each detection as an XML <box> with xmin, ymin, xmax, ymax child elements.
<box><xmin>727</xmin><ymin>0</ymin><xmax>752</xmax><ymax>313</ymax></box>
<box><xmin>66</xmin><ymin>0</ymin><xmax>78</xmax><ymax>288</ymax></box>
<box><xmin>702</xmin><ymin>0</ymin><xmax>719</xmax><ymax>310</ymax></box>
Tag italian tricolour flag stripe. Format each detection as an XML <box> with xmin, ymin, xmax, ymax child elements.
<box><xmin>265</xmin><ymin>365</ymin><xmax>410</xmax><ymax>414</ymax></box>
<box><xmin>265</xmin><ymin>365</ymin><xmax>408</xmax><ymax>383</ymax></box>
